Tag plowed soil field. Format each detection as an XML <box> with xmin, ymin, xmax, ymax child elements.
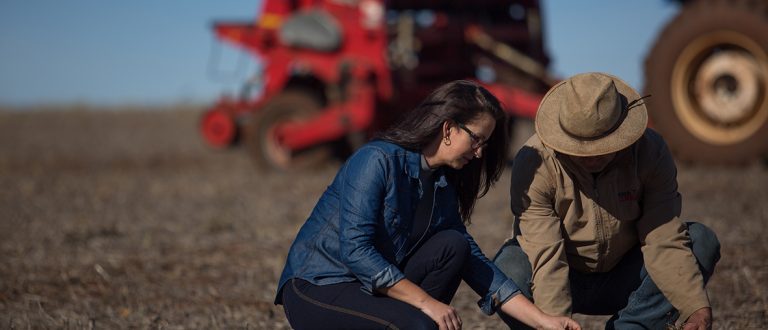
<box><xmin>1</xmin><ymin>108</ymin><xmax>766</xmax><ymax>329</ymax></box>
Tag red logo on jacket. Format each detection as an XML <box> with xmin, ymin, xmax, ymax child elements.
<box><xmin>618</xmin><ymin>190</ymin><xmax>639</xmax><ymax>202</ymax></box>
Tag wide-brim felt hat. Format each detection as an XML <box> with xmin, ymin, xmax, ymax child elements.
<box><xmin>535</xmin><ymin>72</ymin><xmax>648</xmax><ymax>157</ymax></box>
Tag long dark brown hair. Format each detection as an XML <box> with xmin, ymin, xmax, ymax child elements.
<box><xmin>377</xmin><ymin>80</ymin><xmax>509</xmax><ymax>223</ymax></box>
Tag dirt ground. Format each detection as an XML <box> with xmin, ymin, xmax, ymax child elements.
<box><xmin>1</xmin><ymin>107</ymin><xmax>766</xmax><ymax>329</ymax></box>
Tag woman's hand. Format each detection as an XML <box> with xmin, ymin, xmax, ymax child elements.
<box><xmin>419</xmin><ymin>298</ymin><xmax>462</xmax><ymax>330</ymax></box>
<box><xmin>535</xmin><ymin>315</ymin><xmax>581</xmax><ymax>330</ymax></box>
<box><xmin>379</xmin><ymin>279</ymin><xmax>462</xmax><ymax>330</ymax></box>
<box><xmin>500</xmin><ymin>294</ymin><xmax>581</xmax><ymax>330</ymax></box>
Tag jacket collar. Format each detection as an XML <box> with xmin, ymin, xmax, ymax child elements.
<box><xmin>405</xmin><ymin>148</ymin><xmax>422</xmax><ymax>180</ymax></box>
<box><xmin>405</xmin><ymin>148</ymin><xmax>448</xmax><ymax>188</ymax></box>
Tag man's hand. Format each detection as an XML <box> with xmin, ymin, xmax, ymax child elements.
<box><xmin>682</xmin><ymin>307</ymin><xmax>712</xmax><ymax>330</ymax></box>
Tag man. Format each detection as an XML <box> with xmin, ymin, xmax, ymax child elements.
<box><xmin>494</xmin><ymin>72</ymin><xmax>720</xmax><ymax>329</ymax></box>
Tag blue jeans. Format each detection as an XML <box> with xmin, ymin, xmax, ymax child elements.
<box><xmin>493</xmin><ymin>222</ymin><xmax>720</xmax><ymax>329</ymax></box>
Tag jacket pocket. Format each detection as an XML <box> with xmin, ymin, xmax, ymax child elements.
<box><xmin>383</xmin><ymin>204</ymin><xmax>407</xmax><ymax>234</ymax></box>
<box><xmin>385</xmin><ymin>204</ymin><xmax>411</xmax><ymax>257</ymax></box>
<box><xmin>615</xmin><ymin>188</ymin><xmax>641</xmax><ymax>221</ymax></box>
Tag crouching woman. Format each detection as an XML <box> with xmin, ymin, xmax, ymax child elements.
<box><xmin>274</xmin><ymin>80</ymin><xmax>580</xmax><ymax>330</ymax></box>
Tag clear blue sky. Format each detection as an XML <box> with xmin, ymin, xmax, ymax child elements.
<box><xmin>0</xmin><ymin>1</ymin><xmax>678</xmax><ymax>107</ymax></box>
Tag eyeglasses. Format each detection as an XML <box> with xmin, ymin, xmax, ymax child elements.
<box><xmin>457</xmin><ymin>122</ymin><xmax>487</xmax><ymax>149</ymax></box>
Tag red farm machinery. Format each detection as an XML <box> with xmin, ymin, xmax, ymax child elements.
<box><xmin>200</xmin><ymin>0</ymin><xmax>768</xmax><ymax>170</ymax></box>
<box><xmin>200</xmin><ymin>0</ymin><xmax>552</xmax><ymax>170</ymax></box>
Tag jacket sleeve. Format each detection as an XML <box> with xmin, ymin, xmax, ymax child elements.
<box><xmin>510</xmin><ymin>147</ymin><xmax>573</xmax><ymax>316</ymax></box>
<box><xmin>338</xmin><ymin>148</ymin><xmax>405</xmax><ymax>294</ymax></box>
<box><xmin>447</xmin><ymin>219</ymin><xmax>520</xmax><ymax>315</ymax></box>
<box><xmin>636</xmin><ymin>136</ymin><xmax>710</xmax><ymax>321</ymax></box>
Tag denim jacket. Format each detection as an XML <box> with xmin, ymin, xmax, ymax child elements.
<box><xmin>275</xmin><ymin>140</ymin><xmax>519</xmax><ymax>315</ymax></box>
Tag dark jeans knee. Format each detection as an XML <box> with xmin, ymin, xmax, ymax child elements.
<box><xmin>493</xmin><ymin>239</ymin><xmax>533</xmax><ymax>299</ymax></box>
<box><xmin>404</xmin><ymin>229</ymin><xmax>469</xmax><ymax>303</ymax></box>
<box><xmin>434</xmin><ymin>229</ymin><xmax>470</xmax><ymax>260</ymax></box>
<box><xmin>686</xmin><ymin>222</ymin><xmax>721</xmax><ymax>280</ymax></box>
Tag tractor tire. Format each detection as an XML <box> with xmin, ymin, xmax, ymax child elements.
<box><xmin>244</xmin><ymin>91</ymin><xmax>330</xmax><ymax>171</ymax></box>
<box><xmin>644</xmin><ymin>0</ymin><xmax>768</xmax><ymax>164</ymax></box>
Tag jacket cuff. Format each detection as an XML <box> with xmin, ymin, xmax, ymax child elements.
<box><xmin>678</xmin><ymin>298</ymin><xmax>711</xmax><ymax>324</ymax></box>
<box><xmin>369</xmin><ymin>264</ymin><xmax>405</xmax><ymax>294</ymax></box>
<box><xmin>477</xmin><ymin>279</ymin><xmax>521</xmax><ymax>315</ymax></box>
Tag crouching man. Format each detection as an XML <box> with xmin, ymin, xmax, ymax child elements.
<box><xmin>494</xmin><ymin>72</ymin><xmax>721</xmax><ymax>329</ymax></box>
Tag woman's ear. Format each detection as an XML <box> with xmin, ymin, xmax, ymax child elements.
<box><xmin>442</xmin><ymin>120</ymin><xmax>453</xmax><ymax>138</ymax></box>
<box><xmin>442</xmin><ymin>120</ymin><xmax>453</xmax><ymax>146</ymax></box>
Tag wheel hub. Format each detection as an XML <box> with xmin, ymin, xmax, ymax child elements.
<box><xmin>201</xmin><ymin>109</ymin><xmax>237</xmax><ymax>148</ymax></box>
<box><xmin>694</xmin><ymin>50</ymin><xmax>761</xmax><ymax>124</ymax></box>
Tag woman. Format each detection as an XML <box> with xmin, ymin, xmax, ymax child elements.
<box><xmin>275</xmin><ymin>80</ymin><xmax>580</xmax><ymax>330</ymax></box>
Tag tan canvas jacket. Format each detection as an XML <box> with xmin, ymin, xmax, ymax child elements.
<box><xmin>509</xmin><ymin>129</ymin><xmax>709</xmax><ymax>321</ymax></box>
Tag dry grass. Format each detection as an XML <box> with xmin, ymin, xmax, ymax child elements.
<box><xmin>0</xmin><ymin>108</ymin><xmax>766</xmax><ymax>329</ymax></box>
